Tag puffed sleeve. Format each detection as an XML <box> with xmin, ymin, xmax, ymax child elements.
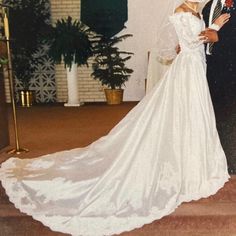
<box><xmin>169</xmin><ymin>12</ymin><xmax>204</xmax><ymax>49</ymax></box>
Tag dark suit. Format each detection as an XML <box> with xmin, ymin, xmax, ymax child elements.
<box><xmin>203</xmin><ymin>0</ymin><xmax>236</xmax><ymax>108</ymax></box>
<box><xmin>203</xmin><ymin>0</ymin><xmax>236</xmax><ymax>173</ymax></box>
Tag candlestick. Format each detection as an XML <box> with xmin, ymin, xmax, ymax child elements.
<box><xmin>1</xmin><ymin>6</ymin><xmax>28</xmax><ymax>155</ymax></box>
<box><xmin>3</xmin><ymin>9</ymin><xmax>9</xmax><ymax>39</ymax></box>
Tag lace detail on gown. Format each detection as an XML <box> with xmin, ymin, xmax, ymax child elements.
<box><xmin>170</xmin><ymin>12</ymin><xmax>204</xmax><ymax>50</ymax></box>
<box><xmin>0</xmin><ymin>12</ymin><xmax>230</xmax><ymax>236</ymax></box>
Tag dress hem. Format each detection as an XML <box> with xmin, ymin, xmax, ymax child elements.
<box><xmin>0</xmin><ymin>162</ymin><xmax>230</xmax><ymax>236</ymax></box>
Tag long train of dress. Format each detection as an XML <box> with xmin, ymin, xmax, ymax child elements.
<box><xmin>0</xmin><ymin>12</ymin><xmax>230</xmax><ymax>236</ymax></box>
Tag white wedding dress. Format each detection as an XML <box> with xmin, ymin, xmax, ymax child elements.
<box><xmin>0</xmin><ymin>12</ymin><xmax>230</xmax><ymax>236</ymax></box>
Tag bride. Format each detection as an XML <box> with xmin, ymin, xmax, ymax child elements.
<box><xmin>0</xmin><ymin>1</ymin><xmax>230</xmax><ymax>235</ymax></box>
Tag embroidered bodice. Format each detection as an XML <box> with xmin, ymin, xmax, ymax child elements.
<box><xmin>170</xmin><ymin>12</ymin><xmax>206</xmax><ymax>54</ymax></box>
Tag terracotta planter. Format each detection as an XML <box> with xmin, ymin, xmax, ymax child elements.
<box><xmin>0</xmin><ymin>41</ymin><xmax>7</xmax><ymax>58</ymax></box>
<box><xmin>19</xmin><ymin>90</ymin><xmax>34</xmax><ymax>107</ymax></box>
<box><xmin>104</xmin><ymin>89</ymin><xmax>124</xmax><ymax>105</ymax></box>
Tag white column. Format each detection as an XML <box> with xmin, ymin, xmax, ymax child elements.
<box><xmin>64</xmin><ymin>62</ymin><xmax>82</xmax><ymax>107</ymax></box>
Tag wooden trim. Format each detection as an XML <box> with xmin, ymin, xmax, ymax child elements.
<box><xmin>0</xmin><ymin>67</ymin><xmax>9</xmax><ymax>149</ymax></box>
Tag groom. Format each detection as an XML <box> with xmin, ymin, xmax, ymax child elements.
<box><xmin>203</xmin><ymin>0</ymin><xmax>236</xmax><ymax>111</ymax></box>
<box><xmin>202</xmin><ymin>0</ymin><xmax>236</xmax><ymax>173</ymax></box>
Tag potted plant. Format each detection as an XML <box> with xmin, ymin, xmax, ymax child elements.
<box><xmin>48</xmin><ymin>16</ymin><xmax>93</xmax><ymax>107</ymax></box>
<box><xmin>92</xmin><ymin>34</ymin><xmax>133</xmax><ymax>105</ymax></box>
<box><xmin>3</xmin><ymin>0</ymin><xmax>51</xmax><ymax>107</ymax></box>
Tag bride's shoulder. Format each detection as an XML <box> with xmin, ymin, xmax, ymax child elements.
<box><xmin>170</xmin><ymin>4</ymin><xmax>193</xmax><ymax>21</ymax></box>
<box><xmin>169</xmin><ymin>11</ymin><xmax>192</xmax><ymax>26</ymax></box>
<box><xmin>174</xmin><ymin>4</ymin><xmax>187</xmax><ymax>14</ymax></box>
<box><xmin>172</xmin><ymin>3</ymin><xmax>193</xmax><ymax>17</ymax></box>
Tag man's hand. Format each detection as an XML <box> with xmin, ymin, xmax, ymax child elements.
<box><xmin>214</xmin><ymin>13</ymin><xmax>230</xmax><ymax>29</ymax></box>
<box><xmin>199</xmin><ymin>29</ymin><xmax>219</xmax><ymax>43</ymax></box>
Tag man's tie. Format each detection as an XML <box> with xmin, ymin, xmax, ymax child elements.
<box><xmin>209</xmin><ymin>0</ymin><xmax>222</xmax><ymax>53</ymax></box>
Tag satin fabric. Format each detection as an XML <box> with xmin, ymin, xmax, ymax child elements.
<box><xmin>0</xmin><ymin>12</ymin><xmax>230</xmax><ymax>236</ymax></box>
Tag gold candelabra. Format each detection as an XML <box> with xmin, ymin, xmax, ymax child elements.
<box><xmin>1</xmin><ymin>5</ymin><xmax>28</xmax><ymax>154</ymax></box>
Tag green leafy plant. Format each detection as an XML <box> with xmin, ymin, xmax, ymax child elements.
<box><xmin>0</xmin><ymin>57</ymin><xmax>8</xmax><ymax>68</ymax></box>
<box><xmin>3</xmin><ymin>0</ymin><xmax>51</xmax><ymax>90</ymax></box>
<box><xmin>48</xmin><ymin>16</ymin><xmax>93</xmax><ymax>69</ymax></box>
<box><xmin>92</xmin><ymin>34</ymin><xmax>134</xmax><ymax>89</ymax></box>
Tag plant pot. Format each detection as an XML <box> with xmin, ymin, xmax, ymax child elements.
<box><xmin>0</xmin><ymin>41</ymin><xmax>7</xmax><ymax>58</ymax></box>
<box><xmin>104</xmin><ymin>89</ymin><xmax>124</xmax><ymax>105</ymax></box>
<box><xmin>19</xmin><ymin>90</ymin><xmax>34</xmax><ymax>107</ymax></box>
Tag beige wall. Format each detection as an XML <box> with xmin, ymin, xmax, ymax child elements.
<box><xmin>50</xmin><ymin>0</ymin><xmax>105</xmax><ymax>103</ymax></box>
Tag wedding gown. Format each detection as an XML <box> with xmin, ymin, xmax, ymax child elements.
<box><xmin>0</xmin><ymin>12</ymin><xmax>230</xmax><ymax>236</ymax></box>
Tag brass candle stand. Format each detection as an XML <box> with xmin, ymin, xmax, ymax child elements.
<box><xmin>1</xmin><ymin>5</ymin><xmax>28</xmax><ymax>154</ymax></box>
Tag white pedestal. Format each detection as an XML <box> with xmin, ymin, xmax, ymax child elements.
<box><xmin>64</xmin><ymin>102</ymin><xmax>83</xmax><ymax>107</ymax></box>
<box><xmin>65</xmin><ymin>63</ymin><xmax>82</xmax><ymax>107</ymax></box>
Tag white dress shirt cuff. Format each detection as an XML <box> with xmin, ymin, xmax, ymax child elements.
<box><xmin>209</xmin><ymin>23</ymin><xmax>220</xmax><ymax>31</ymax></box>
